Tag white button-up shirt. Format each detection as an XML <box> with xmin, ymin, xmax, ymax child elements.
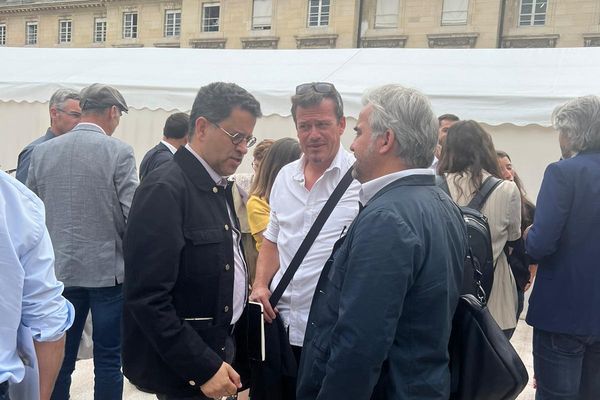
<box><xmin>185</xmin><ymin>144</ymin><xmax>247</xmax><ymax>324</ymax></box>
<box><xmin>264</xmin><ymin>146</ymin><xmax>360</xmax><ymax>346</ymax></box>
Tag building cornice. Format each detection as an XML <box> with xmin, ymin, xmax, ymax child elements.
<box><xmin>0</xmin><ymin>0</ymin><xmax>103</xmax><ymax>15</ymax></box>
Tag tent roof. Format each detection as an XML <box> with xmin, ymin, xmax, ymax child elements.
<box><xmin>1</xmin><ymin>47</ymin><xmax>598</xmax><ymax>126</ymax></box>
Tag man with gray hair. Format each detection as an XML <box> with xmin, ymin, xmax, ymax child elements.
<box><xmin>525</xmin><ymin>95</ymin><xmax>600</xmax><ymax>400</ymax></box>
<box><xmin>27</xmin><ymin>83</ymin><xmax>137</xmax><ymax>400</ymax></box>
<box><xmin>297</xmin><ymin>84</ymin><xmax>467</xmax><ymax>400</ymax></box>
<box><xmin>16</xmin><ymin>88</ymin><xmax>81</xmax><ymax>183</ymax></box>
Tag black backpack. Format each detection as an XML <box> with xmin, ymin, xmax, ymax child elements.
<box><xmin>437</xmin><ymin>175</ymin><xmax>502</xmax><ymax>297</ymax></box>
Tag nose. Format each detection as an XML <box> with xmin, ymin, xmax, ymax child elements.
<box><xmin>236</xmin><ymin>141</ymin><xmax>249</xmax><ymax>155</ymax></box>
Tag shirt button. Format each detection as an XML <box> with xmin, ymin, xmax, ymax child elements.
<box><xmin>212</xmin><ymin>187</ymin><xmax>218</xmax><ymax>193</ymax></box>
<box><xmin>224</xmin><ymin>224</ymin><xmax>229</xmax><ymax>231</ymax></box>
<box><xmin>189</xmin><ymin>380</ymin><xmax>196</xmax><ymax>386</ymax></box>
<box><xmin>224</xmin><ymin>305</ymin><xmax>230</xmax><ymax>313</ymax></box>
<box><xmin>225</xmin><ymin>264</ymin><xmax>231</xmax><ymax>271</ymax></box>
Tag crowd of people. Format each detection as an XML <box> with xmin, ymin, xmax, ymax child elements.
<box><xmin>1</xmin><ymin>81</ymin><xmax>599</xmax><ymax>400</ymax></box>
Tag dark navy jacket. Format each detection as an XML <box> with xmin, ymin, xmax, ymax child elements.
<box><xmin>139</xmin><ymin>142</ymin><xmax>173</xmax><ymax>180</ymax></box>
<box><xmin>297</xmin><ymin>174</ymin><xmax>467</xmax><ymax>400</ymax></box>
<box><xmin>526</xmin><ymin>151</ymin><xmax>600</xmax><ymax>336</ymax></box>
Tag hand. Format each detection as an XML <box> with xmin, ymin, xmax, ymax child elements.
<box><xmin>249</xmin><ymin>286</ymin><xmax>277</xmax><ymax>323</ymax></box>
<box><xmin>200</xmin><ymin>362</ymin><xmax>241</xmax><ymax>399</ymax></box>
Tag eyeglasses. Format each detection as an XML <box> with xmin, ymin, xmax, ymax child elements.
<box><xmin>296</xmin><ymin>82</ymin><xmax>337</xmax><ymax>95</ymax></box>
<box><xmin>56</xmin><ymin>108</ymin><xmax>82</xmax><ymax>118</ymax></box>
<box><xmin>295</xmin><ymin>82</ymin><xmax>344</xmax><ymax>110</ymax></box>
<box><xmin>209</xmin><ymin>120</ymin><xmax>257</xmax><ymax>148</ymax></box>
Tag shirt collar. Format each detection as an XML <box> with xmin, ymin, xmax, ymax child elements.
<box><xmin>359</xmin><ymin>168</ymin><xmax>434</xmax><ymax>204</ymax></box>
<box><xmin>185</xmin><ymin>143</ymin><xmax>227</xmax><ymax>186</ymax></box>
<box><xmin>292</xmin><ymin>144</ymin><xmax>350</xmax><ymax>182</ymax></box>
<box><xmin>74</xmin><ymin>122</ymin><xmax>107</xmax><ymax>135</ymax></box>
<box><xmin>160</xmin><ymin>140</ymin><xmax>178</xmax><ymax>154</ymax></box>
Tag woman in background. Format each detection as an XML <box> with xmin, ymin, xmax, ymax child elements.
<box><xmin>438</xmin><ymin>121</ymin><xmax>522</xmax><ymax>338</ymax></box>
<box><xmin>247</xmin><ymin>138</ymin><xmax>301</xmax><ymax>252</ymax></box>
<box><xmin>497</xmin><ymin>150</ymin><xmax>537</xmax><ymax>322</ymax></box>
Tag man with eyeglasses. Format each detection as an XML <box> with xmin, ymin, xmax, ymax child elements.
<box><xmin>27</xmin><ymin>83</ymin><xmax>137</xmax><ymax>400</ymax></box>
<box><xmin>250</xmin><ymin>82</ymin><xmax>360</xmax><ymax>398</ymax></box>
<box><xmin>122</xmin><ymin>82</ymin><xmax>262</xmax><ymax>400</ymax></box>
<box><xmin>16</xmin><ymin>88</ymin><xmax>81</xmax><ymax>184</ymax></box>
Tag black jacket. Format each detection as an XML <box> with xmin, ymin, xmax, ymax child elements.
<box><xmin>139</xmin><ymin>142</ymin><xmax>173</xmax><ymax>180</ymax></box>
<box><xmin>122</xmin><ymin>147</ymin><xmax>243</xmax><ymax>397</ymax></box>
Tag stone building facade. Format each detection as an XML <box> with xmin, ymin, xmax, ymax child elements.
<box><xmin>0</xmin><ymin>0</ymin><xmax>599</xmax><ymax>49</ymax></box>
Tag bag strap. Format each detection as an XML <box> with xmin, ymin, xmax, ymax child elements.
<box><xmin>467</xmin><ymin>176</ymin><xmax>502</xmax><ymax>211</ymax></box>
<box><xmin>269</xmin><ymin>166</ymin><xmax>355</xmax><ymax>308</ymax></box>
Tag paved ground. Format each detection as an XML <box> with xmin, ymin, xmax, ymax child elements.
<box><xmin>69</xmin><ymin>321</ymin><xmax>537</xmax><ymax>399</ymax></box>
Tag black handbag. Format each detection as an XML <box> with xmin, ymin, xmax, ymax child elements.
<box><xmin>449</xmin><ymin>249</ymin><xmax>529</xmax><ymax>400</ymax></box>
<box><xmin>250</xmin><ymin>167</ymin><xmax>354</xmax><ymax>400</ymax></box>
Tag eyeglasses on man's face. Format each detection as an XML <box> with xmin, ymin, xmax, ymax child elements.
<box><xmin>56</xmin><ymin>108</ymin><xmax>82</xmax><ymax>118</ymax></box>
<box><xmin>208</xmin><ymin>120</ymin><xmax>256</xmax><ymax>148</ymax></box>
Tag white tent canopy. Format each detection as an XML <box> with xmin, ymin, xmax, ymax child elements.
<box><xmin>1</xmin><ymin>46</ymin><xmax>599</xmax><ymax>126</ymax></box>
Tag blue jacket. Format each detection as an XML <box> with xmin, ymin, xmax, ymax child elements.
<box><xmin>526</xmin><ymin>150</ymin><xmax>600</xmax><ymax>336</ymax></box>
<box><xmin>297</xmin><ymin>174</ymin><xmax>467</xmax><ymax>400</ymax></box>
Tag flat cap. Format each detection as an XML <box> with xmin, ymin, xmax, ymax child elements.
<box><xmin>80</xmin><ymin>83</ymin><xmax>128</xmax><ymax>113</ymax></box>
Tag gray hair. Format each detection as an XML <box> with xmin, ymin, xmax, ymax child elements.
<box><xmin>362</xmin><ymin>84</ymin><xmax>438</xmax><ymax>168</ymax></box>
<box><xmin>552</xmin><ymin>95</ymin><xmax>600</xmax><ymax>153</ymax></box>
<box><xmin>49</xmin><ymin>88</ymin><xmax>80</xmax><ymax>110</ymax></box>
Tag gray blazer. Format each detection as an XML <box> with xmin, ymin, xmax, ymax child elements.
<box><xmin>27</xmin><ymin>123</ymin><xmax>138</xmax><ymax>287</ymax></box>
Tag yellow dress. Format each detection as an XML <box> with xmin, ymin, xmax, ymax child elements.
<box><xmin>246</xmin><ymin>195</ymin><xmax>270</xmax><ymax>251</ymax></box>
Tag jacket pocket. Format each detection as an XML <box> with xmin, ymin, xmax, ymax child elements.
<box><xmin>183</xmin><ymin>227</ymin><xmax>224</xmax><ymax>245</ymax></box>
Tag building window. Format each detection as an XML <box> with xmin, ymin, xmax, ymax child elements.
<box><xmin>0</xmin><ymin>24</ymin><xmax>6</xmax><ymax>46</ymax></box>
<box><xmin>94</xmin><ymin>18</ymin><xmax>107</xmax><ymax>43</ymax></box>
<box><xmin>441</xmin><ymin>0</ymin><xmax>468</xmax><ymax>25</ymax></box>
<box><xmin>308</xmin><ymin>0</ymin><xmax>330</xmax><ymax>27</ymax></box>
<box><xmin>252</xmin><ymin>0</ymin><xmax>272</xmax><ymax>30</ymax></box>
<box><xmin>59</xmin><ymin>19</ymin><xmax>72</xmax><ymax>43</ymax></box>
<box><xmin>519</xmin><ymin>0</ymin><xmax>547</xmax><ymax>26</ymax></box>
<box><xmin>202</xmin><ymin>3</ymin><xmax>220</xmax><ymax>32</ymax></box>
<box><xmin>123</xmin><ymin>12</ymin><xmax>138</xmax><ymax>39</ymax></box>
<box><xmin>26</xmin><ymin>22</ymin><xmax>37</xmax><ymax>45</ymax></box>
<box><xmin>375</xmin><ymin>0</ymin><xmax>399</xmax><ymax>29</ymax></box>
<box><xmin>164</xmin><ymin>9</ymin><xmax>181</xmax><ymax>37</ymax></box>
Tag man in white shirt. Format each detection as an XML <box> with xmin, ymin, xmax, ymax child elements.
<box><xmin>139</xmin><ymin>112</ymin><xmax>189</xmax><ymax>180</ymax></box>
<box><xmin>250</xmin><ymin>82</ymin><xmax>360</xmax><ymax>398</ymax></box>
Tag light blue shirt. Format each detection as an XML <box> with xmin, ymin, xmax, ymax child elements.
<box><xmin>0</xmin><ymin>170</ymin><xmax>74</xmax><ymax>385</ymax></box>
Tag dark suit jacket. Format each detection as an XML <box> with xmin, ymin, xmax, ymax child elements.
<box><xmin>297</xmin><ymin>174</ymin><xmax>467</xmax><ymax>400</ymax></box>
<box><xmin>16</xmin><ymin>129</ymin><xmax>55</xmax><ymax>184</ymax></box>
<box><xmin>139</xmin><ymin>142</ymin><xmax>173</xmax><ymax>180</ymax></box>
<box><xmin>526</xmin><ymin>150</ymin><xmax>600</xmax><ymax>336</ymax></box>
<box><xmin>122</xmin><ymin>147</ymin><xmax>243</xmax><ymax>397</ymax></box>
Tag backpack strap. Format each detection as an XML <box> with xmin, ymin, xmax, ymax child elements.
<box><xmin>467</xmin><ymin>176</ymin><xmax>503</xmax><ymax>211</ymax></box>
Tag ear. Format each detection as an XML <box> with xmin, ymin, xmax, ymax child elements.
<box><xmin>49</xmin><ymin>106</ymin><xmax>59</xmax><ymax>120</ymax></box>
<box><xmin>378</xmin><ymin>129</ymin><xmax>395</xmax><ymax>155</ymax></box>
<box><xmin>338</xmin><ymin>116</ymin><xmax>346</xmax><ymax>134</ymax></box>
<box><xmin>194</xmin><ymin>117</ymin><xmax>209</xmax><ymax>140</ymax></box>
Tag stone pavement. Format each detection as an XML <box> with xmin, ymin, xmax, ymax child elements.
<box><xmin>69</xmin><ymin>322</ymin><xmax>537</xmax><ymax>399</ymax></box>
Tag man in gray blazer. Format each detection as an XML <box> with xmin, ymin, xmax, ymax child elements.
<box><xmin>27</xmin><ymin>83</ymin><xmax>138</xmax><ymax>400</ymax></box>
<box><xmin>16</xmin><ymin>88</ymin><xmax>81</xmax><ymax>184</ymax></box>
